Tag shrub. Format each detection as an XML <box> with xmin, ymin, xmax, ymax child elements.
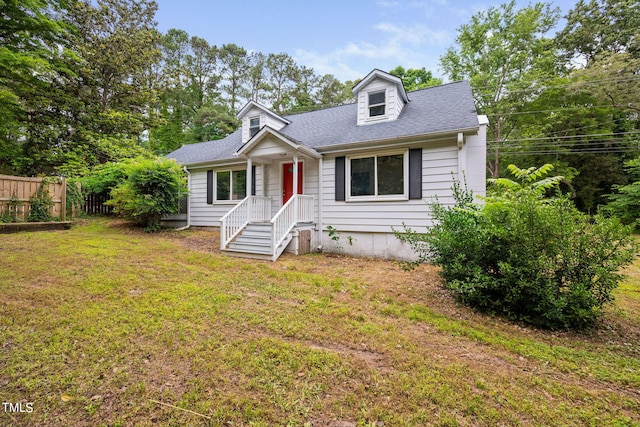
<box><xmin>396</xmin><ymin>165</ymin><xmax>638</xmax><ymax>330</ymax></box>
<box><xmin>105</xmin><ymin>157</ymin><xmax>187</xmax><ymax>231</ymax></box>
<box><xmin>81</xmin><ymin>159</ymin><xmax>134</xmax><ymax>195</ymax></box>
<box><xmin>27</xmin><ymin>179</ymin><xmax>55</xmax><ymax>222</ymax></box>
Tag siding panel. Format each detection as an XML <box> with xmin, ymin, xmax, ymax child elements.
<box><xmin>321</xmin><ymin>142</ymin><xmax>458</xmax><ymax>233</ymax></box>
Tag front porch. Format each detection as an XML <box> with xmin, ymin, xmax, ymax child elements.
<box><xmin>220</xmin><ymin>194</ymin><xmax>316</xmax><ymax>261</ymax></box>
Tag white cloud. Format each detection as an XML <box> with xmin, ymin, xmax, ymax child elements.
<box><xmin>293</xmin><ymin>21</ymin><xmax>450</xmax><ymax>81</ymax></box>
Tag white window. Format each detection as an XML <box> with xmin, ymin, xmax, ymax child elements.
<box><xmin>348</xmin><ymin>151</ymin><xmax>407</xmax><ymax>200</ymax></box>
<box><xmin>216</xmin><ymin>170</ymin><xmax>246</xmax><ymax>201</ymax></box>
<box><xmin>249</xmin><ymin>117</ymin><xmax>260</xmax><ymax>137</ymax></box>
<box><xmin>368</xmin><ymin>90</ymin><xmax>386</xmax><ymax>117</ymax></box>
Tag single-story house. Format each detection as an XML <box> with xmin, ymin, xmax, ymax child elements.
<box><xmin>167</xmin><ymin>69</ymin><xmax>487</xmax><ymax>261</ymax></box>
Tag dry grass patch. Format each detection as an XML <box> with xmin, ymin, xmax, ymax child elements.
<box><xmin>0</xmin><ymin>218</ymin><xmax>639</xmax><ymax>426</ymax></box>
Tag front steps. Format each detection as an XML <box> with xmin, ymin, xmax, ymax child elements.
<box><xmin>223</xmin><ymin>222</ymin><xmax>294</xmax><ymax>261</ymax></box>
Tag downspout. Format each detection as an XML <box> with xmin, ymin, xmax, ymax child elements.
<box><xmin>175</xmin><ymin>166</ymin><xmax>191</xmax><ymax>231</ymax></box>
<box><xmin>317</xmin><ymin>156</ymin><xmax>323</xmax><ymax>252</ymax></box>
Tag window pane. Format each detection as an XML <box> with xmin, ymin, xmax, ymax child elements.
<box><xmin>250</xmin><ymin>117</ymin><xmax>260</xmax><ymax>137</ymax></box>
<box><xmin>369</xmin><ymin>91</ymin><xmax>385</xmax><ymax>105</ymax></box>
<box><xmin>377</xmin><ymin>154</ymin><xmax>404</xmax><ymax>195</ymax></box>
<box><xmin>216</xmin><ymin>171</ymin><xmax>230</xmax><ymax>200</ymax></box>
<box><xmin>369</xmin><ymin>105</ymin><xmax>385</xmax><ymax>117</ymax></box>
<box><xmin>351</xmin><ymin>157</ymin><xmax>375</xmax><ymax>196</ymax></box>
<box><xmin>232</xmin><ymin>170</ymin><xmax>247</xmax><ymax>200</ymax></box>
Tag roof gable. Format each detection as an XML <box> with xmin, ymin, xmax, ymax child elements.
<box><xmin>236</xmin><ymin>100</ymin><xmax>291</xmax><ymax>124</ymax></box>
<box><xmin>352</xmin><ymin>69</ymin><xmax>408</xmax><ymax>103</ymax></box>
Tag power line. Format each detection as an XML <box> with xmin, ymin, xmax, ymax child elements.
<box><xmin>487</xmin><ymin>131</ymin><xmax>640</xmax><ymax>144</ymax></box>
<box><xmin>472</xmin><ymin>75</ymin><xmax>640</xmax><ymax>94</ymax></box>
<box><xmin>483</xmin><ymin>103</ymin><xmax>637</xmax><ymax>116</ymax></box>
<box><xmin>497</xmin><ymin>148</ymin><xmax>640</xmax><ymax>155</ymax></box>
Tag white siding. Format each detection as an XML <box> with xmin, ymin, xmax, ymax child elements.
<box><xmin>240</xmin><ymin>107</ymin><xmax>287</xmax><ymax>143</ymax></box>
<box><xmin>356</xmin><ymin>77</ymin><xmax>405</xmax><ymax>126</ymax></box>
<box><xmin>321</xmin><ymin>140</ymin><xmax>458</xmax><ymax>235</ymax></box>
<box><xmin>187</xmin><ymin>158</ymin><xmax>321</xmax><ymax>228</ymax></box>
<box><xmin>250</xmin><ymin>136</ymin><xmax>289</xmax><ymax>158</ymax></box>
<box><xmin>464</xmin><ymin>117</ymin><xmax>488</xmax><ymax>197</ymax></box>
<box><xmin>189</xmin><ymin>169</ymin><xmax>229</xmax><ymax>227</ymax></box>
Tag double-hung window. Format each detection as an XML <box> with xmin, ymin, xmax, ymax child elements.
<box><xmin>216</xmin><ymin>170</ymin><xmax>247</xmax><ymax>201</ymax></box>
<box><xmin>349</xmin><ymin>152</ymin><xmax>406</xmax><ymax>199</ymax></box>
<box><xmin>249</xmin><ymin>117</ymin><xmax>260</xmax><ymax>137</ymax></box>
<box><xmin>368</xmin><ymin>90</ymin><xmax>386</xmax><ymax>118</ymax></box>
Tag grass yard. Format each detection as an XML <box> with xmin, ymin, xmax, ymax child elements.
<box><xmin>1</xmin><ymin>218</ymin><xmax>639</xmax><ymax>426</ymax></box>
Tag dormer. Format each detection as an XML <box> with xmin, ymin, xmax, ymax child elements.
<box><xmin>237</xmin><ymin>101</ymin><xmax>291</xmax><ymax>143</ymax></box>
<box><xmin>353</xmin><ymin>69</ymin><xmax>409</xmax><ymax>126</ymax></box>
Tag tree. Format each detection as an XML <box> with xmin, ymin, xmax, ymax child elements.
<box><xmin>604</xmin><ymin>157</ymin><xmax>640</xmax><ymax>228</ymax></box>
<box><xmin>556</xmin><ymin>0</ymin><xmax>640</xmax><ymax>65</ymax></box>
<box><xmin>440</xmin><ymin>1</ymin><xmax>561</xmax><ymax>177</ymax></box>
<box><xmin>266</xmin><ymin>52</ymin><xmax>297</xmax><ymax>113</ymax></box>
<box><xmin>315</xmin><ymin>74</ymin><xmax>351</xmax><ymax>107</ymax></box>
<box><xmin>243</xmin><ymin>52</ymin><xmax>268</xmax><ymax>104</ymax></box>
<box><xmin>218</xmin><ymin>43</ymin><xmax>248</xmax><ymax>112</ymax></box>
<box><xmin>389</xmin><ymin>66</ymin><xmax>442</xmax><ymax>91</ymax></box>
<box><xmin>0</xmin><ymin>0</ymin><xmax>75</xmax><ymax>174</ymax></box>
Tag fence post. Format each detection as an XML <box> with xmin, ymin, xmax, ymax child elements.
<box><xmin>61</xmin><ymin>177</ymin><xmax>67</xmax><ymax>221</ymax></box>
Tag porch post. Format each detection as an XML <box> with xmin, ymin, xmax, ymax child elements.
<box><xmin>292</xmin><ymin>154</ymin><xmax>299</xmax><ymax>196</ymax></box>
<box><xmin>246</xmin><ymin>157</ymin><xmax>252</xmax><ymax>222</ymax></box>
<box><xmin>293</xmin><ymin>154</ymin><xmax>299</xmax><ymax>223</ymax></box>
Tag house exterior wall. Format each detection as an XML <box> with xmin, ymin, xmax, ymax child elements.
<box><xmin>464</xmin><ymin>116</ymin><xmax>488</xmax><ymax>197</ymax></box>
<box><xmin>320</xmin><ymin>139</ymin><xmax>460</xmax><ymax>260</ymax></box>
<box><xmin>188</xmin><ymin>164</ymin><xmax>263</xmax><ymax>227</ymax></box>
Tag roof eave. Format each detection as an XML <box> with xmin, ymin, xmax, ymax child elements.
<box><xmin>315</xmin><ymin>126</ymin><xmax>481</xmax><ymax>154</ymax></box>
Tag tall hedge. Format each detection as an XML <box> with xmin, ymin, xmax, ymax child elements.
<box><xmin>396</xmin><ymin>165</ymin><xmax>638</xmax><ymax>330</ymax></box>
<box><xmin>102</xmin><ymin>157</ymin><xmax>187</xmax><ymax>231</ymax></box>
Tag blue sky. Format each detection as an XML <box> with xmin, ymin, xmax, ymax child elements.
<box><xmin>154</xmin><ymin>0</ymin><xmax>578</xmax><ymax>82</ymax></box>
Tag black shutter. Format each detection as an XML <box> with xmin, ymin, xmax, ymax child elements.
<box><xmin>206</xmin><ymin>170</ymin><xmax>213</xmax><ymax>204</ymax></box>
<box><xmin>409</xmin><ymin>148</ymin><xmax>422</xmax><ymax>200</ymax></box>
<box><xmin>251</xmin><ymin>165</ymin><xmax>256</xmax><ymax>196</ymax></box>
<box><xmin>335</xmin><ymin>156</ymin><xmax>345</xmax><ymax>201</ymax></box>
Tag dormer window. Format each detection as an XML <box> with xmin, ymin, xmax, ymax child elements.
<box><xmin>368</xmin><ymin>90</ymin><xmax>386</xmax><ymax>117</ymax></box>
<box><xmin>249</xmin><ymin>117</ymin><xmax>260</xmax><ymax>137</ymax></box>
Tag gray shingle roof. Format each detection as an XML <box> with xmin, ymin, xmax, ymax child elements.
<box><xmin>167</xmin><ymin>80</ymin><xmax>479</xmax><ymax>166</ymax></box>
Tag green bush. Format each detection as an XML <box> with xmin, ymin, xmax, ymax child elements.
<box><xmin>104</xmin><ymin>157</ymin><xmax>187</xmax><ymax>231</ymax></box>
<box><xmin>27</xmin><ymin>179</ymin><xmax>55</xmax><ymax>222</ymax></box>
<box><xmin>602</xmin><ymin>157</ymin><xmax>640</xmax><ymax>230</ymax></box>
<box><xmin>396</xmin><ymin>165</ymin><xmax>638</xmax><ymax>330</ymax></box>
<box><xmin>81</xmin><ymin>159</ymin><xmax>134</xmax><ymax>195</ymax></box>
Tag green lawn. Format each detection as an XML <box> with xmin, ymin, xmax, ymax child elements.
<box><xmin>1</xmin><ymin>219</ymin><xmax>639</xmax><ymax>426</ymax></box>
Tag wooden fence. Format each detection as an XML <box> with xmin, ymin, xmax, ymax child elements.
<box><xmin>83</xmin><ymin>193</ymin><xmax>113</xmax><ymax>215</ymax></box>
<box><xmin>0</xmin><ymin>174</ymin><xmax>68</xmax><ymax>221</ymax></box>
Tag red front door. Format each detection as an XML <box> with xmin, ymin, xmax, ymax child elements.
<box><xmin>282</xmin><ymin>162</ymin><xmax>303</xmax><ymax>204</ymax></box>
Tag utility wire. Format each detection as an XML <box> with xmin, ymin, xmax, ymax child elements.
<box><xmin>471</xmin><ymin>75</ymin><xmax>640</xmax><ymax>94</ymax></box>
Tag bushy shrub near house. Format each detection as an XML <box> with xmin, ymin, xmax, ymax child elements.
<box><xmin>85</xmin><ymin>157</ymin><xmax>187</xmax><ymax>231</ymax></box>
<box><xmin>396</xmin><ymin>165</ymin><xmax>638</xmax><ymax>330</ymax></box>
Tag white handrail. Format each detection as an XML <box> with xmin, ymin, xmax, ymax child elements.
<box><xmin>270</xmin><ymin>195</ymin><xmax>314</xmax><ymax>252</ymax></box>
<box><xmin>220</xmin><ymin>196</ymin><xmax>271</xmax><ymax>249</ymax></box>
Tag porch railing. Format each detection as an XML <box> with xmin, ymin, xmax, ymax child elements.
<box><xmin>271</xmin><ymin>195</ymin><xmax>314</xmax><ymax>253</ymax></box>
<box><xmin>220</xmin><ymin>196</ymin><xmax>271</xmax><ymax>249</ymax></box>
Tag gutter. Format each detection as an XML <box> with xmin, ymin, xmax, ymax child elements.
<box><xmin>174</xmin><ymin>166</ymin><xmax>191</xmax><ymax>231</ymax></box>
<box><xmin>315</xmin><ymin>126</ymin><xmax>481</xmax><ymax>154</ymax></box>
